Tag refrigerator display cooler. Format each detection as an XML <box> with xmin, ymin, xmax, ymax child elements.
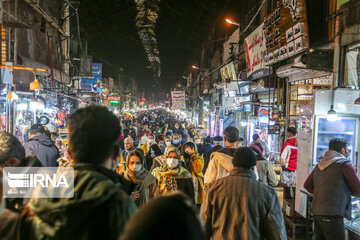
<box><xmin>313</xmin><ymin>116</ymin><xmax>358</xmax><ymax>165</ymax></box>
<box><xmin>296</xmin><ymin>89</ymin><xmax>360</xmax><ymax>218</ymax></box>
<box><xmin>345</xmin><ymin>197</ymin><xmax>360</xmax><ymax>236</ymax></box>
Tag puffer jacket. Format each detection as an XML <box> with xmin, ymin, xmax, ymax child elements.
<box><xmin>24</xmin><ymin>134</ymin><xmax>59</xmax><ymax>167</ymax></box>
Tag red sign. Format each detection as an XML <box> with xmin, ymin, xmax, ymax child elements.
<box><xmin>107</xmin><ymin>96</ymin><xmax>120</xmax><ymax>101</ymax></box>
<box><xmin>260</xmin><ymin>108</ymin><xmax>269</xmax><ymax>116</ymax></box>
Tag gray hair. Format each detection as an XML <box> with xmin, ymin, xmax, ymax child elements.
<box><xmin>124</xmin><ymin>137</ymin><xmax>134</xmax><ymax>144</ymax></box>
<box><xmin>0</xmin><ymin>131</ymin><xmax>25</xmax><ymax>166</ymax></box>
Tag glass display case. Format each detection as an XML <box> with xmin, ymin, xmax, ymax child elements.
<box><xmin>345</xmin><ymin>197</ymin><xmax>360</xmax><ymax>235</ymax></box>
<box><xmin>313</xmin><ymin>116</ymin><xmax>358</xmax><ymax>165</ymax></box>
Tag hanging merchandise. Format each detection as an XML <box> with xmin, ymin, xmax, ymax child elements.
<box><xmin>271</xmin><ymin>110</ymin><xmax>280</xmax><ymax>121</ymax></box>
<box><xmin>57</xmin><ymin>111</ymin><xmax>66</xmax><ymax>119</ymax></box>
<box><xmin>56</xmin><ymin>118</ymin><xmax>64</xmax><ymax>128</ymax></box>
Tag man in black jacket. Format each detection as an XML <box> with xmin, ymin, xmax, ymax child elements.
<box><xmin>24</xmin><ymin>124</ymin><xmax>59</xmax><ymax>167</ymax></box>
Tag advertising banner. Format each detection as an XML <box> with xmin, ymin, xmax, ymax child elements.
<box><xmin>220</xmin><ymin>62</ymin><xmax>237</xmax><ymax>82</ymax></box>
<box><xmin>171</xmin><ymin>91</ymin><xmax>186</xmax><ymax>109</ymax></box>
<box><xmin>81</xmin><ymin>63</ymin><xmax>102</xmax><ymax>92</ymax></box>
<box><xmin>245</xmin><ymin>23</ymin><xmax>270</xmax><ymax>81</ymax></box>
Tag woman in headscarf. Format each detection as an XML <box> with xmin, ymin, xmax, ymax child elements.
<box><xmin>125</xmin><ymin>150</ymin><xmax>159</xmax><ymax>207</ymax></box>
<box><xmin>151</xmin><ymin>146</ymin><xmax>195</xmax><ymax>202</ymax></box>
<box><xmin>250</xmin><ymin>143</ymin><xmax>278</xmax><ymax>187</ymax></box>
<box><xmin>181</xmin><ymin>141</ymin><xmax>205</xmax><ymax>206</ymax></box>
<box><xmin>144</xmin><ymin>144</ymin><xmax>162</xmax><ymax>171</ymax></box>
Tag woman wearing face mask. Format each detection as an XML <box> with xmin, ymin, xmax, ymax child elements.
<box><xmin>125</xmin><ymin>150</ymin><xmax>159</xmax><ymax>207</ymax></box>
<box><xmin>151</xmin><ymin>146</ymin><xmax>195</xmax><ymax>202</ymax></box>
<box><xmin>145</xmin><ymin>144</ymin><xmax>162</xmax><ymax>171</ymax></box>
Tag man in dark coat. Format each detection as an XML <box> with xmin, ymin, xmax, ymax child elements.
<box><xmin>203</xmin><ymin>136</ymin><xmax>223</xmax><ymax>174</ymax></box>
<box><xmin>24</xmin><ymin>124</ymin><xmax>59</xmax><ymax>167</ymax></box>
<box><xmin>201</xmin><ymin>147</ymin><xmax>286</xmax><ymax>240</ymax></box>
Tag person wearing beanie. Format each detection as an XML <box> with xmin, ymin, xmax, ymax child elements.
<box><xmin>203</xmin><ymin>136</ymin><xmax>223</xmax><ymax>175</ymax></box>
<box><xmin>250</xmin><ymin>143</ymin><xmax>278</xmax><ymax>187</ymax></box>
<box><xmin>201</xmin><ymin>147</ymin><xmax>286</xmax><ymax>240</ymax></box>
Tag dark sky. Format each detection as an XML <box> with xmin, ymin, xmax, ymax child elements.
<box><xmin>78</xmin><ymin>0</ymin><xmax>247</xmax><ymax>98</ymax></box>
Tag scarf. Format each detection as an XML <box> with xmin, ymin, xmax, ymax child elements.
<box><xmin>152</xmin><ymin>163</ymin><xmax>191</xmax><ymax>195</ymax></box>
<box><xmin>124</xmin><ymin>167</ymin><xmax>148</xmax><ymax>184</ymax></box>
<box><xmin>125</xmin><ymin>159</ymin><xmax>157</xmax><ymax>206</ymax></box>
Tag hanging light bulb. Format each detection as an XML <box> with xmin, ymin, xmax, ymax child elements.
<box><xmin>30</xmin><ymin>78</ymin><xmax>40</xmax><ymax>91</ymax></box>
<box><xmin>327</xmin><ymin>105</ymin><xmax>338</xmax><ymax>122</ymax></box>
<box><xmin>6</xmin><ymin>87</ymin><xmax>18</xmax><ymax>100</ymax></box>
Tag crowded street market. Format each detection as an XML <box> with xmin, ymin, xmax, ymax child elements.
<box><xmin>1</xmin><ymin>0</ymin><xmax>360</xmax><ymax>239</ymax></box>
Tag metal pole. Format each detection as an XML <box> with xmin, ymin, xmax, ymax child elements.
<box><xmin>14</xmin><ymin>0</ymin><xmax>17</xmax><ymax>62</ymax></box>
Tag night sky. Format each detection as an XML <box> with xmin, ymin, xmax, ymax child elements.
<box><xmin>78</xmin><ymin>0</ymin><xmax>244</xmax><ymax>97</ymax></box>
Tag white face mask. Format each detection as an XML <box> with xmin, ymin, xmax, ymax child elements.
<box><xmin>166</xmin><ymin>158</ymin><xmax>179</xmax><ymax>169</ymax></box>
<box><xmin>134</xmin><ymin>164</ymin><xmax>142</xmax><ymax>172</ymax></box>
<box><xmin>165</xmin><ymin>141</ymin><xmax>171</xmax><ymax>146</ymax></box>
<box><xmin>148</xmin><ymin>139</ymin><xmax>155</xmax><ymax>145</ymax></box>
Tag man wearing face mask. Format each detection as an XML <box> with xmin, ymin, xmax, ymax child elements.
<box><xmin>21</xmin><ymin>106</ymin><xmax>137</xmax><ymax>239</ymax></box>
<box><xmin>152</xmin><ymin>146</ymin><xmax>195</xmax><ymax>202</ymax></box>
<box><xmin>304</xmin><ymin>138</ymin><xmax>360</xmax><ymax>240</ymax></box>
<box><xmin>158</xmin><ymin>136</ymin><xmax>167</xmax><ymax>153</ymax></box>
<box><xmin>172</xmin><ymin>133</ymin><xmax>182</xmax><ymax>157</ymax></box>
<box><xmin>125</xmin><ymin>150</ymin><xmax>158</xmax><ymax>207</ymax></box>
<box><xmin>142</xmin><ymin>134</ymin><xmax>156</xmax><ymax>156</ymax></box>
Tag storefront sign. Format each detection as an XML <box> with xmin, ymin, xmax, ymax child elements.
<box><xmin>245</xmin><ymin>23</ymin><xmax>271</xmax><ymax>81</ymax></box>
<box><xmin>220</xmin><ymin>62</ymin><xmax>237</xmax><ymax>82</ymax></box>
<box><xmin>107</xmin><ymin>96</ymin><xmax>120</xmax><ymax>101</ymax></box>
<box><xmin>171</xmin><ymin>91</ymin><xmax>186</xmax><ymax>109</ymax></box>
<box><xmin>264</xmin><ymin>0</ymin><xmax>309</xmax><ymax>65</ymax></box>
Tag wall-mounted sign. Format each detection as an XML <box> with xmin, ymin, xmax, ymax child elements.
<box><xmin>81</xmin><ymin>63</ymin><xmax>103</xmax><ymax>92</ymax></box>
<box><xmin>245</xmin><ymin>23</ymin><xmax>271</xmax><ymax>81</ymax></box>
<box><xmin>107</xmin><ymin>96</ymin><xmax>120</xmax><ymax>101</ymax></box>
<box><xmin>171</xmin><ymin>91</ymin><xmax>186</xmax><ymax>109</ymax></box>
<box><xmin>220</xmin><ymin>62</ymin><xmax>237</xmax><ymax>82</ymax></box>
<box><xmin>264</xmin><ymin>0</ymin><xmax>309</xmax><ymax>65</ymax></box>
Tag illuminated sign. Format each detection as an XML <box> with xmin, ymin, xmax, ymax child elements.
<box><xmin>107</xmin><ymin>96</ymin><xmax>120</xmax><ymax>101</ymax></box>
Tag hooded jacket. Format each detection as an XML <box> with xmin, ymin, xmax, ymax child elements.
<box><xmin>204</xmin><ymin>148</ymin><xmax>234</xmax><ymax>185</ymax></box>
<box><xmin>21</xmin><ymin>163</ymin><xmax>137</xmax><ymax>240</ymax></box>
<box><xmin>304</xmin><ymin>150</ymin><xmax>360</xmax><ymax>220</ymax></box>
<box><xmin>24</xmin><ymin>134</ymin><xmax>59</xmax><ymax>167</ymax></box>
<box><xmin>181</xmin><ymin>141</ymin><xmax>205</xmax><ymax>205</ymax></box>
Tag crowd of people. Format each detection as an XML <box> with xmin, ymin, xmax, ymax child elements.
<box><xmin>0</xmin><ymin>106</ymin><xmax>359</xmax><ymax>240</ymax></box>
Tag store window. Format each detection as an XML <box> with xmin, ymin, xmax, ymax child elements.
<box><xmin>344</xmin><ymin>42</ymin><xmax>360</xmax><ymax>88</ymax></box>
